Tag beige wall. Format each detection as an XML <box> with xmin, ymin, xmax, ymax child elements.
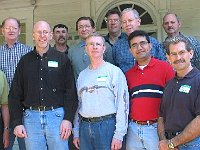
<box><xmin>0</xmin><ymin>0</ymin><xmax>199</xmax><ymax>46</ymax></box>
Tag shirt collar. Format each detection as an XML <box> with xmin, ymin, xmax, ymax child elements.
<box><xmin>3</xmin><ymin>40</ymin><xmax>19</xmax><ymax>49</ymax></box>
<box><xmin>175</xmin><ymin>67</ymin><xmax>200</xmax><ymax>80</ymax></box>
<box><xmin>134</xmin><ymin>57</ymin><xmax>156</xmax><ymax>70</ymax></box>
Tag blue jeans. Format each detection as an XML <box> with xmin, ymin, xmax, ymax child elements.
<box><xmin>178</xmin><ymin>136</ymin><xmax>200</xmax><ymax>150</ymax></box>
<box><xmin>79</xmin><ymin>117</ymin><xmax>116</xmax><ymax>150</ymax></box>
<box><xmin>23</xmin><ymin>107</ymin><xmax>68</xmax><ymax>150</ymax></box>
<box><xmin>126</xmin><ymin>121</ymin><xmax>159</xmax><ymax>150</ymax></box>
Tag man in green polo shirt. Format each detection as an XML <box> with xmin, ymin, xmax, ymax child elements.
<box><xmin>0</xmin><ymin>70</ymin><xmax>10</xmax><ymax>149</ymax></box>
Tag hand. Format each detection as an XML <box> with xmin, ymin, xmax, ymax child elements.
<box><xmin>159</xmin><ymin>140</ymin><xmax>178</xmax><ymax>150</ymax></box>
<box><xmin>73</xmin><ymin>137</ymin><xmax>80</xmax><ymax>149</ymax></box>
<box><xmin>60</xmin><ymin>120</ymin><xmax>72</xmax><ymax>140</ymax></box>
<box><xmin>111</xmin><ymin>138</ymin><xmax>122</xmax><ymax>150</ymax></box>
<box><xmin>14</xmin><ymin>125</ymin><xmax>28</xmax><ymax>138</ymax></box>
<box><xmin>3</xmin><ymin>129</ymin><xmax>10</xmax><ymax>148</ymax></box>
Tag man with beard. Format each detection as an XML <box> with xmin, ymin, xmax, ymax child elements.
<box><xmin>53</xmin><ymin>24</ymin><xmax>69</xmax><ymax>54</ymax></box>
<box><xmin>9</xmin><ymin>21</ymin><xmax>77</xmax><ymax>150</ymax></box>
<box><xmin>158</xmin><ymin>35</ymin><xmax>200</xmax><ymax>150</ymax></box>
<box><xmin>162</xmin><ymin>12</ymin><xmax>200</xmax><ymax>69</ymax></box>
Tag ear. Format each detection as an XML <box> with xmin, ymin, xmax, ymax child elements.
<box><xmin>1</xmin><ymin>28</ymin><xmax>5</xmax><ymax>36</ymax></box>
<box><xmin>49</xmin><ymin>31</ymin><xmax>53</xmax><ymax>40</ymax></box>
<box><xmin>189</xmin><ymin>50</ymin><xmax>194</xmax><ymax>59</ymax></box>
<box><xmin>148</xmin><ymin>43</ymin><xmax>152</xmax><ymax>52</ymax></box>
<box><xmin>166</xmin><ymin>54</ymin><xmax>171</xmax><ymax>64</ymax></box>
<box><xmin>137</xmin><ymin>18</ymin><xmax>141</xmax><ymax>25</ymax></box>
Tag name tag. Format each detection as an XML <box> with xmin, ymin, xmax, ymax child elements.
<box><xmin>179</xmin><ymin>85</ymin><xmax>191</xmax><ymax>94</ymax></box>
<box><xmin>97</xmin><ymin>76</ymin><xmax>107</xmax><ymax>82</ymax></box>
<box><xmin>48</xmin><ymin>61</ymin><xmax>58</xmax><ymax>68</ymax></box>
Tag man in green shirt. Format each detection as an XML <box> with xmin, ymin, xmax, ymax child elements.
<box><xmin>0</xmin><ymin>70</ymin><xmax>10</xmax><ymax>149</ymax></box>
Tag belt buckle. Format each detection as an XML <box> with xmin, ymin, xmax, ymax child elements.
<box><xmin>38</xmin><ymin>106</ymin><xmax>45</xmax><ymax>111</ymax></box>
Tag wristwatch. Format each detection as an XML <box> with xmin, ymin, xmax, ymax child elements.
<box><xmin>168</xmin><ymin>140</ymin><xmax>175</xmax><ymax>149</ymax></box>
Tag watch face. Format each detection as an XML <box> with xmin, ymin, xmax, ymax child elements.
<box><xmin>168</xmin><ymin>142</ymin><xmax>175</xmax><ymax>149</ymax></box>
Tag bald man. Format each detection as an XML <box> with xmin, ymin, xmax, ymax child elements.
<box><xmin>8</xmin><ymin>21</ymin><xmax>77</xmax><ymax>150</ymax></box>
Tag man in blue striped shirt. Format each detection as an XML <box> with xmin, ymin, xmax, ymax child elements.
<box><xmin>0</xmin><ymin>17</ymin><xmax>32</xmax><ymax>150</ymax></box>
<box><xmin>162</xmin><ymin>12</ymin><xmax>200</xmax><ymax>70</ymax></box>
<box><xmin>112</xmin><ymin>8</ymin><xmax>166</xmax><ymax>73</ymax></box>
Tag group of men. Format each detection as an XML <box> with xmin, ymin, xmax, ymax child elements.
<box><xmin>0</xmin><ymin>7</ymin><xmax>200</xmax><ymax>150</ymax></box>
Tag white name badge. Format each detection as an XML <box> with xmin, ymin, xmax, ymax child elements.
<box><xmin>97</xmin><ymin>76</ymin><xmax>107</xmax><ymax>82</ymax></box>
<box><xmin>179</xmin><ymin>85</ymin><xmax>191</xmax><ymax>94</ymax></box>
<box><xmin>48</xmin><ymin>61</ymin><xmax>58</xmax><ymax>68</ymax></box>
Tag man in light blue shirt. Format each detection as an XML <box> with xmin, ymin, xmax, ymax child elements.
<box><xmin>68</xmin><ymin>17</ymin><xmax>114</xmax><ymax>80</ymax></box>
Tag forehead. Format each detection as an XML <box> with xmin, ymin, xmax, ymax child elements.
<box><xmin>54</xmin><ymin>27</ymin><xmax>67</xmax><ymax>32</ymax></box>
<box><xmin>107</xmin><ymin>14</ymin><xmax>120</xmax><ymax>19</ymax></box>
<box><xmin>4</xmin><ymin>19</ymin><xmax>18</xmax><ymax>27</ymax></box>
<box><xmin>169</xmin><ymin>41</ymin><xmax>187</xmax><ymax>52</ymax></box>
<box><xmin>34</xmin><ymin>22</ymin><xmax>51</xmax><ymax>31</ymax></box>
<box><xmin>164</xmin><ymin>14</ymin><xmax>178</xmax><ymax>22</ymax></box>
<box><xmin>130</xmin><ymin>36</ymin><xmax>147</xmax><ymax>43</ymax></box>
<box><xmin>121</xmin><ymin>11</ymin><xmax>135</xmax><ymax>20</ymax></box>
<box><xmin>78</xmin><ymin>20</ymin><xmax>91</xmax><ymax>26</ymax></box>
<box><xmin>87</xmin><ymin>36</ymin><xmax>104</xmax><ymax>43</ymax></box>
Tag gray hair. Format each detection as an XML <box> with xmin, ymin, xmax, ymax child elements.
<box><xmin>163</xmin><ymin>12</ymin><xmax>180</xmax><ymax>24</ymax></box>
<box><xmin>165</xmin><ymin>35</ymin><xmax>193</xmax><ymax>55</ymax></box>
<box><xmin>121</xmin><ymin>8</ymin><xmax>140</xmax><ymax>19</ymax></box>
<box><xmin>86</xmin><ymin>32</ymin><xmax>105</xmax><ymax>45</ymax></box>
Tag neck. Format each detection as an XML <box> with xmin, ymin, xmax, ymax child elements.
<box><xmin>168</xmin><ymin>32</ymin><xmax>180</xmax><ymax>38</ymax></box>
<box><xmin>89</xmin><ymin>58</ymin><xmax>105</xmax><ymax>70</ymax></box>
<box><xmin>177</xmin><ymin>64</ymin><xmax>193</xmax><ymax>78</ymax></box>
<box><xmin>36</xmin><ymin>45</ymin><xmax>49</xmax><ymax>56</ymax></box>
<box><xmin>55</xmin><ymin>44</ymin><xmax>67</xmax><ymax>52</ymax></box>
<box><xmin>137</xmin><ymin>56</ymin><xmax>151</xmax><ymax>66</ymax></box>
<box><xmin>6</xmin><ymin>40</ymin><xmax>17</xmax><ymax>48</ymax></box>
<box><xmin>109</xmin><ymin>31</ymin><xmax>121</xmax><ymax>43</ymax></box>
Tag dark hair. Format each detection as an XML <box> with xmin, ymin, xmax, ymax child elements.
<box><xmin>53</xmin><ymin>24</ymin><xmax>68</xmax><ymax>32</ymax></box>
<box><xmin>76</xmin><ymin>17</ymin><xmax>95</xmax><ymax>31</ymax></box>
<box><xmin>105</xmin><ymin>9</ymin><xmax>121</xmax><ymax>18</ymax></box>
<box><xmin>2</xmin><ymin>17</ymin><xmax>20</xmax><ymax>28</ymax></box>
<box><xmin>165</xmin><ymin>35</ymin><xmax>193</xmax><ymax>55</ymax></box>
<box><xmin>128</xmin><ymin>30</ymin><xmax>150</xmax><ymax>48</ymax></box>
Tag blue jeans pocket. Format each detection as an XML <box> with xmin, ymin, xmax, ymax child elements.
<box><xmin>23</xmin><ymin>110</ymin><xmax>30</xmax><ymax>118</ymax></box>
<box><xmin>53</xmin><ymin>108</ymin><xmax>64</xmax><ymax>117</ymax></box>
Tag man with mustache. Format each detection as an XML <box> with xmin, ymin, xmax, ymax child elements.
<box><xmin>162</xmin><ymin>12</ymin><xmax>200</xmax><ymax>69</ymax></box>
<box><xmin>158</xmin><ymin>35</ymin><xmax>200</xmax><ymax>150</ymax></box>
<box><xmin>53</xmin><ymin>24</ymin><xmax>69</xmax><ymax>54</ymax></box>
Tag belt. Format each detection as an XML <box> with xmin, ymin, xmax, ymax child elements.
<box><xmin>24</xmin><ymin>106</ymin><xmax>60</xmax><ymax>111</ymax></box>
<box><xmin>165</xmin><ymin>131</ymin><xmax>181</xmax><ymax>139</ymax></box>
<box><xmin>131</xmin><ymin>119</ymin><xmax>158</xmax><ymax>125</ymax></box>
<box><xmin>79</xmin><ymin>114</ymin><xmax>116</xmax><ymax>122</ymax></box>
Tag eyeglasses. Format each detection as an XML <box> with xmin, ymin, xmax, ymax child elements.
<box><xmin>169</xmin><ymin>50</ymin><xmax>189</xmax><ymax>57</ymax></box>
<box><xmin>105</xmin><ymin>19</ymin><xmax>120</xmax><ymax>24</ymax></box>
<box><xmin>78</xmin><ymin>25</ymin><xmax>92</xmax><ymax>30</ymax></box>
<box><xmin>3</xmin><ymin>26</ymin><xmax>19</xmax><ymax>32</ymax></box>
<box><xmin>34</xmin><ymin>30</ymin><xmax>50</xmax><ymax>36</ymax></box>
<box><xmin>131</xmin><ymin>41</ymin><xmax>149</xmax><ymax>49</ymax></box>
<box><xmin>86</xmin><ymin>42</ymin><xmax>104</xmax><ymax>47</ymax></box>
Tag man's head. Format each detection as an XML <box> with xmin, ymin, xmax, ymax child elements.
<box><xmin>85</xmin><ymin>33</ymin><xmax>105</xmax><ymax>59</ymax></box>
<box><xmin>121</xmin><ymin>8</ymin><xmax>141</xmax><ymax>36</ymax></box>
<box><xmin>76</xmin><ymin>17</ymin><xmax>96</xmax><ymax>41</ymax></box>
<box><xmin>33</xmin><ymin>21</ymin><xmax>52</xmax><ymax>51</ymax></box>
<box><xmin>128</xmin><ymin>30</ymin><xmax>151</xmax><ymax>64</ymax></box>
<box><xmin>165</xmin><ymin>35</ymin><xmax>193</xmax><ymax>72</ymax></box>
<box><xmin>163</xmin><ymin>12</ymin><xmax>181</xmax><ymax>37</ymax></box>
<box><xmin>105</xmin><ymin>9</ymin><xmax>121</xmax><ymax>35</ymax></box>
<box><xmin>53</xmin><ymin>24</ymin><xmax>69</xmax><ymax>45</ymax></box>
<box><xmin>1</xmin><ymin>17</ymin><xmax>21</xmax><ymax>43</ymax></box>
